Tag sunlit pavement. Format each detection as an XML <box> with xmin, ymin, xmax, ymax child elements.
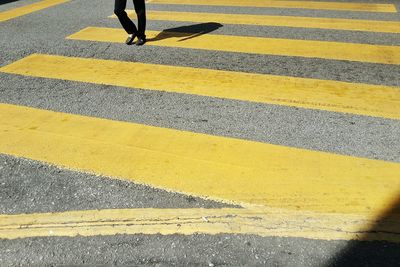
<box><xmin>0</xmin><ymin>0</ymin><xmax>400</xmax><ymax>266</ymax></box>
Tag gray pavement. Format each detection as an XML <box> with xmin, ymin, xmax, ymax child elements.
<box><xmin>0</xmin><ymin>154</ymin><xmax>233</xmax><ymax>215</ymax></box>
<box><xmin>0</xmin><ymin>0</ymin><xmax>400</xmax><ymax>266</ymax></box>
<box><xmin>2</xmin><ymin>233</ymin><xmax>400</xmax><ymax>266</ymax></box>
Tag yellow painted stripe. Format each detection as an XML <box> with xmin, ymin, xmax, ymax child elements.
<box><xmin>1</xmin><ymin>207</ymin><xmax>399</xmax><ymax>242</ymax></box>
<box><xmin>1</xmin><ymin>103</ymin><xmax>399</xmax><ymax>218</ymax></box>
<box><xmin>67</xmin><ymin>27</ymin><xmax>400</xmax><ymax>65</ymax></box>
<box><xmin>0</xmin><ymin>0</ymin><xmax>69</xmax><ymax>22</ymax></box>
<box><xmin>114</xmin><ymin>10</ymin><xmax>400</xmax><ymax>34</ymax></box>
<box><xmin>1</xmin><ymin>54</ymin><xmax>399</xmax><ymax>120</ymax></box>
<box><xmin>147</xmin><ymin>0</ymin><xmax>397</xmax><ymax>13</ymax></box>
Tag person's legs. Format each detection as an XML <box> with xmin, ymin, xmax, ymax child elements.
<box><xmin>114</xmin><ymin>0</ymin><xmax>137</xmax><ymax>35</ymax></box>
<box><xmin>133</xmin><ymin>0</ymin><xmax>146</xmax><ymax>39</ymax></box>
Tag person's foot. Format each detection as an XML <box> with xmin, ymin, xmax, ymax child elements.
<box><xmin>125</xmin><ymin>34</ymin><xmax>136</xmax><ymax>45</ymax></box>
<box><xmin>135</xmin><ymin>37</ymin><xmax>146</xmax><ymax>46</ymax></box>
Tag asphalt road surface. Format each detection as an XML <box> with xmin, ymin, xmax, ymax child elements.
<box><xmin>0</xmin><ymin>0</ymin><xmax>400</xmax><ymax>266</ymax></box>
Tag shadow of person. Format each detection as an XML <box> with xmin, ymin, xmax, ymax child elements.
<box><xmin>147</xmin><ymin>22</ymin><xmax>223</xmax><ymax>43</ymax></box>
<box><xmin>326</xmin><ymin>194</ymin><xmax>400</xmax><ymax>267</ymax></box>
<box><xmin>1</xmin><ymin>0</ymin><xmax>19</xmax><ymax>5</ymax></box>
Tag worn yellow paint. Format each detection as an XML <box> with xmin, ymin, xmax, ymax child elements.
<box><xmin>0</xmin><ymin>0</ymin><xmax>69</xmax><ymax>22</ymax></box>
<box><xmin>1</xmin><ymin>54</ymin><xmax>400</xmax><ymax>120</ymax></box>
<box><xmin>1</xmin><ymin>103</ymin><xmax>399</xmax><ymax>217</ymax></box>
<box><xmin>67</xmin><ymin>27</ymin><xmax>400</xmax><ymax>65</ymax></box>
<box><xmin>147</xmin><ymin>0</ymin><xmax>397</xmax><ymax>13</ymax></box>
<box><xmin>114</xmin><ymin>10</ymin><xmax>400</xmax><ymax>34</ymax></box>
<box><xmin>1</xmin><ymin>207</ymin><xmax>399</xmax><ymax>242</ymax></box>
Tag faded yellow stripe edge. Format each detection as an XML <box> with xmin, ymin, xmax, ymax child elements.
<box><xmin>0</xmin><ymin>151</ymin><xmax>247</xmax><ymax>209</ymax></box>
<box><xmin>0</xmin><ymin>0</ymin><xmax>70</xmax><ymax>22</ymax></box>
<box><xmin>1</xmin><ymin>207</ymin><xmax>399</xmax><ymax>242</ymax></box>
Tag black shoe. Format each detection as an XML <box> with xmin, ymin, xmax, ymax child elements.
<box><xmin>135</xmin><ymin>37</ymin><xmax>146</xmax><ymax>46</ymax></box>
<box><xmin>125</xmin><ymin>34</ymin><xmax>136</xmax><ymax>45</ymax></box>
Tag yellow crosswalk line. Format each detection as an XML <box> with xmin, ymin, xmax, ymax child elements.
<box><xmin>67</xmin><ymin>27</ymin><xmax>400</xmax><ymax>65</ymax></box>
<box><xmin>146</xmin><ymin>0</ymin><xmax>397</xmax><ymax>13</ymax></box>
<box><xmin>1</xmin><ymin>103</ymin><xmax>399</xmax><ymax>217</ymax></box>
<box><xmin>0</xmin><ymin>0</ymin><xmax>69</xmax><ymax>22</ymax></box>
<box><xmin>114</xmin><ymin>10</ymin><xmax>400</xmax><ymax>34</ymax></box>
<box><xmin>1</xmin><ymin>207</ymin><xmax>399</xmax><ymax>242</ymax></box>
<box><xmin>1</xmin><ymin>54</ymin><xmax>399</xmax><ymax>120</ymax></box>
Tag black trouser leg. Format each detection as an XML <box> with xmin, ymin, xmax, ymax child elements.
<box><xmin>133</xmin><ymin>0</ymin><xmax>146</xmax><ymax>38</ymax></box>
<box><xmin>114</xmin><ymin>0</ymin><xmax>137</xmax><ymax>35</ymax></box>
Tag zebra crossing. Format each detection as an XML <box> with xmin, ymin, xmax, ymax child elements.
<box><xmin>0</xmin><ymin>0</ymin><xmax>399</xmax><ymax>244</ymax></box>
<box><xmin>0</xmin><ymin>0</ymin><xmax>69</xmax><ymax>22</ymax></box>
<box><xmin>119</xmin><ymin>10</ymin><xmax>400</xmax><ymax>33</ymax></box>
<box><xmin>65</xmin><ymin>26</ymin><xmax>400</xmax><ymax>64</ymax></box>
<box><xmin>2</xmin><ymin>53</ymin><xmax>399</xmax><ymax>119</ymax></box>
<box><xmin>1</xmin><ymin>102</ymin><xmax>399</xmax><ymax>214</ymax></box>
<box><xmin>146</xmin><ymin>0</ymin><xmax>397</xmax><ymax>12</ymax></box>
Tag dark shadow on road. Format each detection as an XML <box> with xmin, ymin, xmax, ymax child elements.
<box><xmin>0</xmin><ymin>0</ymin><xmax>19</xmax><ymax>5</ymax></box>
<box><xmin>147</xmin><ymin>22</ymin><xmax>223</xmax><ymax>43</ymax></box>
<box><xmin>326</xmin><ymin>195</ymin><xmax>400</xmax><ymax>267</ymax></box>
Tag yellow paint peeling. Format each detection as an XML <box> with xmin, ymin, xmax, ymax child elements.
<box><xmin>1</xmin><ymin>207</ymin><xmax>399</xmax><ymax>242</ymax></box>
